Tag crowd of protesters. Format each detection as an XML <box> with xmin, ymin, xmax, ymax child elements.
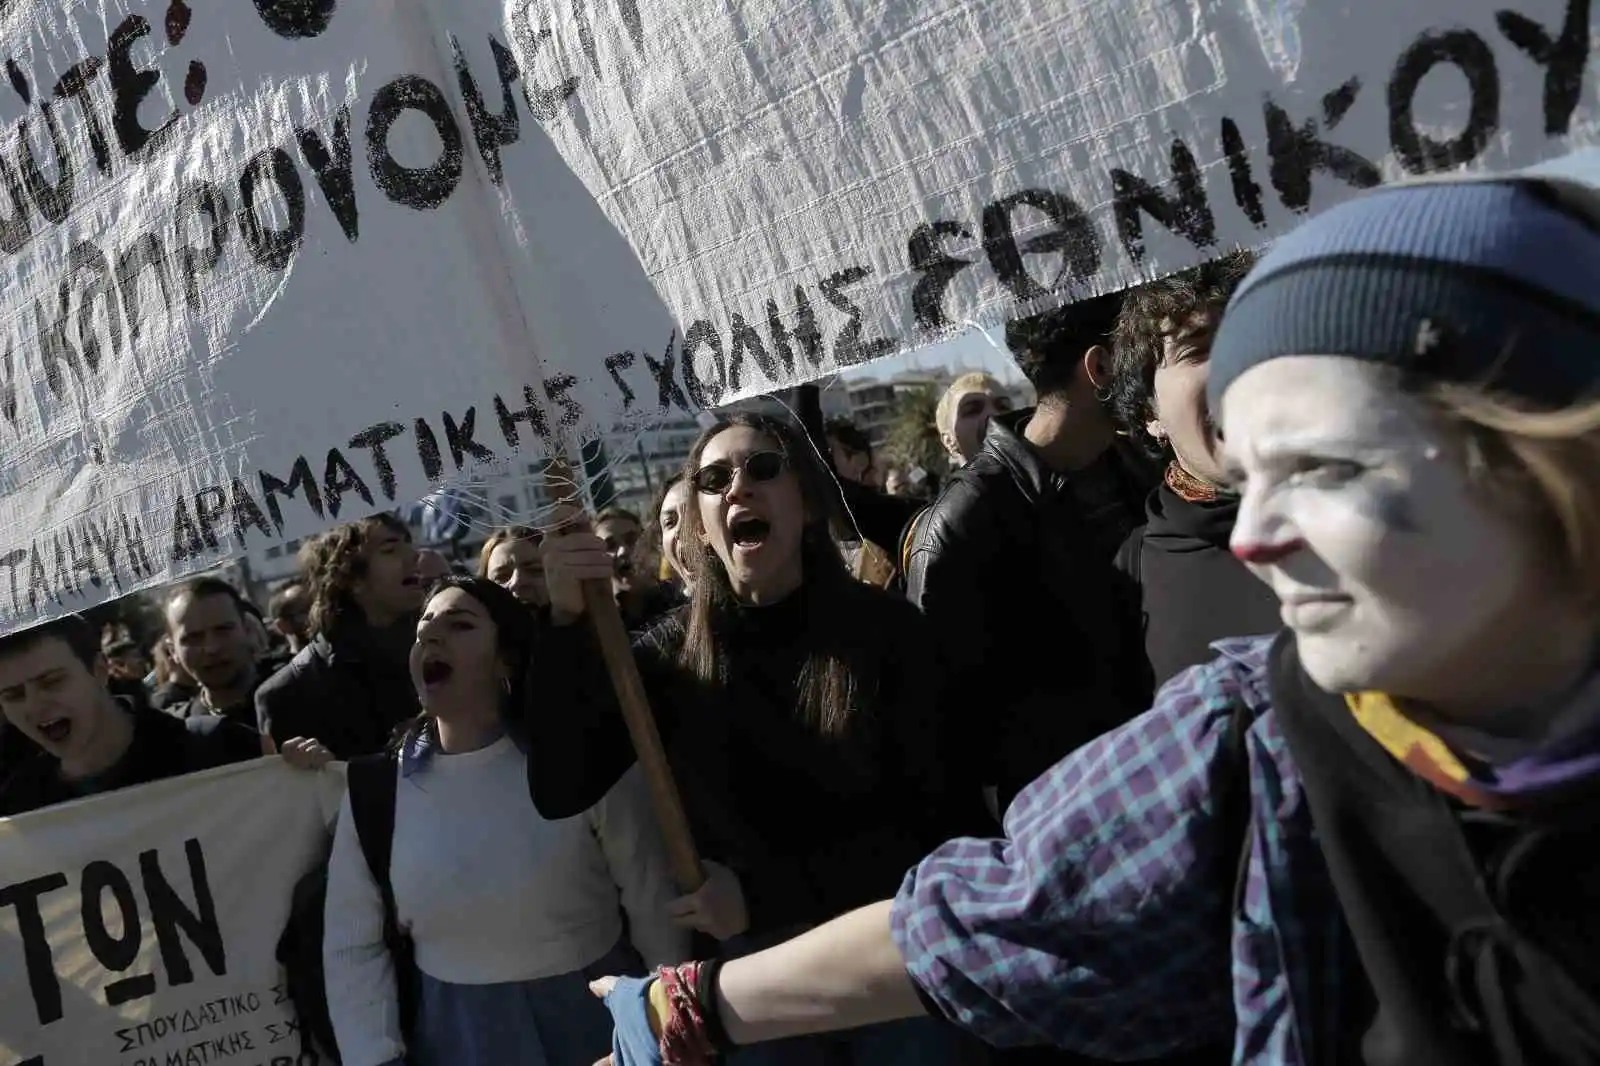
<box><xmin>0</xmin><ymin>166</ymin><xmax>1596</xmax><ymax>1066</ymax></box>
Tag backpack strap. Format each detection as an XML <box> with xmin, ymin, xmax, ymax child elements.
<box><xmin>346</xmin><ymin>755</ymin><xmax>401</xmax><ymax>941</ymax></box>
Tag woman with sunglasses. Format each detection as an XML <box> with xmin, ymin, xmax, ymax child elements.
<box><xmin>530</xmin><ymin>413</ymin><xmax>978</xmax><ymax>1066</ymax></box>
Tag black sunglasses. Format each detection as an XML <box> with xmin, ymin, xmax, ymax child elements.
<box><xmin>690</xmin><ymin>451</ymin><xmax>787</xmax><ymax>495</ymax></box>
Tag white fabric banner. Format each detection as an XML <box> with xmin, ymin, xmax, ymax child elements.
<box><xmin>535</xmin><ymin>0</ymin><xmax>1600</xmax><ymax>401</ymax></box>
<box><xmin>0</xmin><ymin>0</ymin><xmax>1597</xmax><ymax>633</ymax></box>
<box><xmin>0</xmin><ymin>760</ymin><xmax>338</xmax><ymax>1066</ymax></box>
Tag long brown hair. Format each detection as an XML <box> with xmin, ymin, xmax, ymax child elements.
<box><xmin>676</xmin><ymin>413</ymin><xmax>864</xmax><ymax>737</ymax></box>
<box><xmin>301</xmin><ymin>513</ymin><xmax>411</xmax><ymax>637</ymax></box>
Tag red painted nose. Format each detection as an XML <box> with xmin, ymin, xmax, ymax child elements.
<box><xmin>1231</xmin><ymin>539</ymin><xmax>1306</xmax><ymax>565</ymax></box>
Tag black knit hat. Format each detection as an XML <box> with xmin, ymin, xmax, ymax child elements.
<box><xmin>1208</xmin><ymin>173</ymin><xmax>1600</xmax><ymax>412</ymax></box>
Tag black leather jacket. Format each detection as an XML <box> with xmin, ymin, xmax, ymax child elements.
<box><xmin>904</xmin><ymin>409</ymin><xmax>1157</xmax><ymax>808</ymax></box>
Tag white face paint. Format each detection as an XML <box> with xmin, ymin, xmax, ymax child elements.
<box><xmin>1221</xmin><ymin>356</ymin><xmax>1589</xmax><ymax>725</ymax></box>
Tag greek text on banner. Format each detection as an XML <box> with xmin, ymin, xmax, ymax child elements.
<box><xmin>0</xmin><ymin>759</ymin><xmax>337</xmax><ymax>1066</ymax></box>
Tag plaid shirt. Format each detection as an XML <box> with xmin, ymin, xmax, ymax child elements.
<box><xmin>891</xmin><ymin>636</ymin><xmax>1354</xmax><ymax>1065</ymax></box>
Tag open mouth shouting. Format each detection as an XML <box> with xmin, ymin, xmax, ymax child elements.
<box><xmin>36</xmin><ymin>716</ymin><xmax>72</xmax><ymax>746</ymax></box>
<box><xmin>419</xmin><ymin>654</ymin><xmax>454</xmax><ymax>689</ymax></box>
<box><xmin>728</xmin><ymin>510</ymin><xmax>772</xmax><ymax>553</ymax></box>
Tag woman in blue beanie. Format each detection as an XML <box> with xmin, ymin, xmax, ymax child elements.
<box><xmin>587</xmin><ymin>170</ymin><xmax>1600</xmax><ymax>1066</ymax></box>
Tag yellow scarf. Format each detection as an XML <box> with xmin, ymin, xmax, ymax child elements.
<box><xmin>1346</xmin><ymin>691</ymin><xmax>1502</xmax><ymax>809</ymax></box>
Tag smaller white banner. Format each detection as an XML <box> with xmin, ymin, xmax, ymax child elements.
<box><xmin>0</xmin><ymin>759</ymin><xmax>341</xmax><ymax>1066</ymax></box>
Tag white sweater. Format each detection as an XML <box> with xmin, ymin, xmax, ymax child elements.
<box><xmin>322</xmin><ymin>737</ymin><xmax>687</xmax><ymax>1066</ymax></box>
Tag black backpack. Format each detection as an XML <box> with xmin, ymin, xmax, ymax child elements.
<box><xmin>277</xmin><ymin>755</ymin><xmax>418</xmax><ymax>1063</ymax></box>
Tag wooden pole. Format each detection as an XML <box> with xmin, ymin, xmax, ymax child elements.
<box><xmin>544</xmin><ymin>455</ymin><xmax>705</xmax><ymax>892</ymax></box>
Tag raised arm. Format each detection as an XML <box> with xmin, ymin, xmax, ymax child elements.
<box><xmin>598</xmin><ymin>663</ymin><xmax>1250</xmax><ymax>1063</ymax></box>
<box><xmin>523</xmin><ymin>523</ymin><xmax>686</xmax><ymax>819</ymax></box>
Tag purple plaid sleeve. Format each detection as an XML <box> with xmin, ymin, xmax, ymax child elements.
<box><xmin>891</xmin><ymin>655</ymin><xmax>1258</xmax><ymax>1059</ymax></box>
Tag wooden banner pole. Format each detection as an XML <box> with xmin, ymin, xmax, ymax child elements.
<box><xmin>543</xmin><ymin>454</ymin><xmax>705</xmax><ymax>893</ymax></box>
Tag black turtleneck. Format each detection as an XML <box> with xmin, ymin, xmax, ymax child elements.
<box><xmin>1120</xmin><ymin>481</ymin><xmax>1283</xmax><ymax>689</ymax></box>
<box><xmin>527</xmin><ymin>576</ymin><xmax>962</xmax><ymax>936</ymax></box>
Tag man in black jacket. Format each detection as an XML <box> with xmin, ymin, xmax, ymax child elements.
<box><xmin>255</xmin><ymin>513</ymin><xmax>424</xmax><ymax>757</ymax></box>
<box><xmin>0</xmin><ymin>614</ymin><xmax>261</xmax><ymax>817</ymax></box>
<box><xmin>904</xmin><ymin>294</ymin><xmax>1159</xmax><ymax>816</ymax></box>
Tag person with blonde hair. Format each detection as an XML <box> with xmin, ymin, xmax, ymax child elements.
<box><xmin>589</xmin><ymin>169</ymin><xmax>1600</xmax><ymax>1066</ymax></box>
<box><xmin>934</xmin><ymin>371</ymin><xmax>1013</xmax><ymax>467</ymax></box>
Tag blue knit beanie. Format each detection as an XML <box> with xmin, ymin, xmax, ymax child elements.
<box><xmin>1207</xmin><ymin>177</ymin><xmax>1600</xmax><ymax>412</ymax></box>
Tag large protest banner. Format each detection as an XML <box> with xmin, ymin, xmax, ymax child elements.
<box><xmin>0</xmin><ymin>759</ymin><xmax>337</xmax><ymax>1066</ymax></box>
<box><xmin>531</xmin><ymin>0</ymin><xmax>1600</xmax><ymax>403</ymax></box>
<box><xmin>1</xmin><ymin>0</ymin><xmax>1597</xmax><ymax>634</ymax></box>
<box><xmin>0</xmin><ymin>1</ymin><xmax>679</xmax><ymax>634</ymax></box>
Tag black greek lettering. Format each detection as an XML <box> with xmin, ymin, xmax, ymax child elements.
<box><xmin>981</xmin><ymin>189</ymin><xmax>1101</xmax><ymax>300</ymax></box>
<box><xmin>170</xmin><ymin>496</ymin><xmax>205</xmax><ymax>563</ymax></box>
<box><xmin>1497</xmin><ymin>0</ymin><xmax>1590</xmax><ymax>136</ymax></box>
<box><xmin>819</xmin><ymin>266</ymin><xmax>895</xmax><ymax>367</ymax></box>
<box><xmin>53</xmin><ymin>57</ymin><xmax>112</xmax><ymax>175</ymax></box>
<box><xmin>259</xmin><ymin>457</ymin><xmax>324</xmax><ymax>532</ymax></box>
<box><xmin>86</xmin><ymin>513</ymin><xmax>125</xmax><ymax>592</ymax></box>
<box><xmin>493</xmin><ymin>387</ymin><xmax>550</xmax><ymax>450</ymax></box>
<box><xmin>295</xmin><ymin>107</ymin><xmax>358</xmax><ymax>242</ymax></box>
<box><xmin>907</xmin><ymin>220</ymin><xmax>974</xmax><ymax>331</ymax></box>
<box><xmin>192</xmin><ymin>486</ymin><xmax>227</xmax><ymax>550</ymax></box>
<box><xmin>642</xmin><ymin>331</ymin><xmax>689</xmax><ymax>411</ymax></box>
<box><xmin>51</xmin><ymin>533</ymin><xmax>77</xmax><ymax>599</ymax></box>
<box><xmin>679</xmin><ymin>320</ymin><xmax>722</xmax><ymax>409</ymax></box>
<box><xmin>0</xmin><ymin>872</ymin><xmax>69</xmax><ymax>1025</ymax></box>
<box><xmin>348</xmin><ymin>422</ymin><xmax>405</xmax><ymax>500</ymax></box>
<box><xmin>321</xmin><ymin>448</ymin><xmax>373</xmax><ymax>519</ymax></box>
<box><xmin>0</xmin><ymin>339</ymin><xmax>16</xmax><ymax>426</ymax></box>
<box><xmin>238</xmin><ymin>147</ymin><xmax>306</xmax><ymax>271</ymax></box>
<box><xmin>175</xmin><ymin>183</ymin><xmax>232</xmax><ymax>313</ymax></box>
<box><xmin>603</xmin><ymin>352</ymin><xmax>636</xmax><ymax>411</ymax></box>
<box><xmin>1263</xmin><ymin>77</ymin><xmax>1380</xmax><ymax>213</ymax></box>
<box><xmin>1109</xmin><ymin>137</ymin><xmax>1217</xmax><ymax>262</ymax></box>
<box><xmin>1388</xmin><ymin>30</ymin><xmax>1499</xmax><ymax>173</ymax></box>
<box><xmin>0</xmin><ymin>547</ymin><xmax>25</xmax><ymax>616</ymax></box>
<box><xmin>116</xmin><ymin>232</ymin><xmax>176</xmax><ymax>345</ymax></box>
<box><xmin>413</xmin><ymin>417</ymin><xmax>444</xmax><ymax>481</ymax></box>
<box><xmin>123</xmin><ymin>512</ymin><xmax>153</xmax><ymax>577</ymax></box>
<box><xmin>728</xmin><ymin>312</ymin><xmax>778</xmax><ymax>390</ymax></box>
<box><xmin>82</xmin><ymin>859</ymin><xmax>157</xmax><ymax>1005</ymax></box>
<box><xmin>35</xmin><ymin>283</ymin><xmax>81</xmax><ymax>400</ymax></box>
<box><xmin>19</xmin><ymin>101</ymin><xmax>75</xmax><ymax>224</ymax></box>
<box><xmin>108</xmin><ymin>15</ymin><xmax>177</xmax><ymax>159</ymax></box>
<box><xmin>442</xmin><ymin>408</ymin><xmax>496</xmax><ymax>468</ymax></box>
<box><xmin>65</xmin><ymin>524</ymin><xmax>101</xmax><ymax>591</ymax></box>
<box><xmin>455</xmin><ymin>36</ymin><xmax>522</xmax><ymax>186</ymax></box>
<box><xmin>26</xmin><ymin>542</ymin><xmax>53</xmax><ymax>610</ymax></box>
<box><xmin>366</xmin><ymin>75</ymin><xmax>464</xmax><ymax>210</ymax></box>
<box><xmin>0</xmin><ymin>152</ymin><xmax>31</xmax><ymax>253</ymax></box>
<box><xmin>71</xmin><ymin>240</ymin><xmax>122</xmax><ymax>375</ymax></box>
<box><xmin>544</xmin><ymin>374</ymin><xmax>582</xmax><ymax>428</ymax></box>
<box><xmin>141</xmin><ymin>839</ymin><xmax>226</xmax><ymax>988</ymax></box>
<box><xmin>765</xmin><ymin>289</ymin><xmax>824</xmax><ymax>377</ymax></box>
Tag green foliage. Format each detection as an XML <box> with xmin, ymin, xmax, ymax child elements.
<box><xmin>883</xmin><ymin>384</ymin><xmax>944</xmax><ymax>476</ymax></box>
